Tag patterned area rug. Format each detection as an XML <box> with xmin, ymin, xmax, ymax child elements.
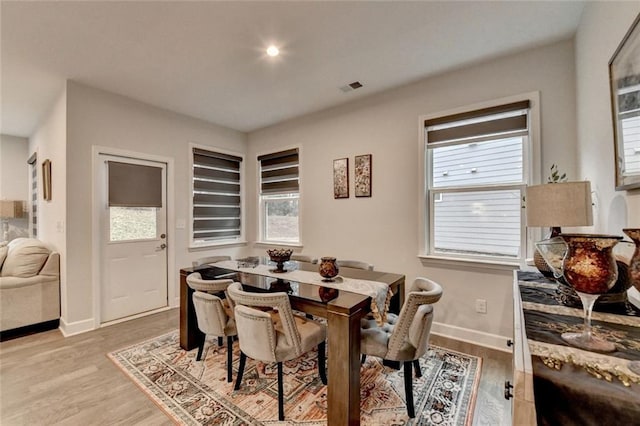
<box><xmin>108</xmin><ymin>331</ymin><xmax>481</xmax><ymax>425</ymax></box>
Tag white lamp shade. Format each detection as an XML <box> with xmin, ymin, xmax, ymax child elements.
<box><xmin>525</xmin><ymin>181</ymin><xmax>593</xmax><ymax>227</ymax></box>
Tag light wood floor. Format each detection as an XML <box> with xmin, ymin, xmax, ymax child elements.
<box><xmin>0</xmin><ymin>309</ymin><xmax>511</xmax><ymax>425</ymax></box>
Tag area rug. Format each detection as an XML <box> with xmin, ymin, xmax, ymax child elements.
<box><xmin>108</xmin><ymin>331</ymin><xmax>482</xmax><ymax>425</ymax></box>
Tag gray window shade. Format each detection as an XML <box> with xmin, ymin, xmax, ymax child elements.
<box><xmin>108</xmin><ymin>161</ymin><xmax>162</xmax><ymax>207</ymax></box>
<box><xmin>193</xmin><ymin>148</ymin><xmax>242</xmax><ymax>242</ymax></box>
<box><xmin>258</xmin><ymin>148</ymin><xmax>299</xmax><ymax>194</ymax></box>
<box><xmin>426</xmin><ymin>100</ymin><xmax>530</xmax><ymax>144</ymax></box>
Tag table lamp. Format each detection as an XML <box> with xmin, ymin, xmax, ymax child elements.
<box><xmin>525</xmin><ymin>181</ymin><xmax>593</xmax><ymax>276</ymax></box>
<box><xmin>0</xmin><ymin>200</ymin><xmax>25</xmax><ymax>242</ymax></box>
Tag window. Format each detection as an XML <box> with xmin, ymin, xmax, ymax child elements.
<box><xmin>424</xmin><ymin>99</ymin><xmax>533</xmax><ymax>262</ymax></box>
<box><xmin>192</xmin><ymin>148</ymin><xmax>243</xmax><ymax>245</ymax></box>
<box><xmin>27</xmin><ymin>152</ymin><xmax>37</xmax><ymax>238</ymax></box>
<box><xmin>258</xmin><ymin>148</ymin><xmax>300</xmax><ymax>244</ymax></box>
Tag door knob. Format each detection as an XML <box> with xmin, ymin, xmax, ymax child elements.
<box><xmin>156</xmin><ymin>243</ymin><xmax>167</xmax><ymax>251</ymax></box>
<box><xmin>160</xmin><ymin>233</ymin><xmax>166</xmax><ymax>239</ymax></box>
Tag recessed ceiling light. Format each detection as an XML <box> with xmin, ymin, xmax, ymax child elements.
<box><xmin>266</xmin><ymin>45</ymin><xmax>279</xmax><ymax>57</ymax></box>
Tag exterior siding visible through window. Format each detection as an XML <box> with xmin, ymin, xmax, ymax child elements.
<box><xmin>425</xmin><ymin>100</ymin><xmax>531</xmax><ymax>262</ymax></box>
<box><xmin>192</xmin><ymin>147</ymin><xmax>243</xmax><ymax>245</ymax></box>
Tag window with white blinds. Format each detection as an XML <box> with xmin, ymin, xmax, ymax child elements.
<box><xmin>192</xmin><ymin>148</ymin><xmax>243</xmax><ymax>245</ymax></box>
<box><xmin>258</xmin><ymin>148</ymin><xmax>300</xmax><ymax>243</ymax></box>
<box><xmin>425</xmin><ymin>100</ymin><xmax>531</xmax><ymax>261</ymax></box>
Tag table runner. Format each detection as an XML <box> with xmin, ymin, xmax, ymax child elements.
<box><xmin>213</xmin><ymin>259</ymin><xmax>393</xmax><ymax>325</ymax></box>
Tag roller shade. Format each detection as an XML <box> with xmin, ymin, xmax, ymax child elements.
<box><xmin>193</xmin><ymin>148</ymin><xmax>242</xmax><ymax>242</ymax></box>
<box><xmin>258</xmin><ymin>148</ymin><xmax>299</xmax><ymax>194</ymax></box>
<box><xmin>108</xmin><ymin>161</ymin><xmax>162</xmax><ymax>207</ymax></box>
<box><xmin>426</xmin><ymin>100</ymin><xmax>530</xmax><ymax>144</ymax></box>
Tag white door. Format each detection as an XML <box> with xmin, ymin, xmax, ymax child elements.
<box><xmin>100</xmin><ymin>155</ymin><xmax>168</xmax><ymax>323</ymax></box>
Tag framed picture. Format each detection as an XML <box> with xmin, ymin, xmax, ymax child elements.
<box><xmin>333</xmin><ymin>158</ymin><xmax>349</xmax><ymax>199</ymax></box>
<box><xmin>354</xmin><ymin>154</ymin><xmax>372</xmax><ymax>197</ymax></box>
<box><xmin>609</xmin><ymin>13</ymin><xmax>640</xmax><ymax>191</ymax></box>
<box><xmin>42</xmin><ymin>159</ymin><xmax>52</xmax><ymax>201</ymax></box>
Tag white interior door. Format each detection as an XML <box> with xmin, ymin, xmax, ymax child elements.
<box><xmin>100</xmin><ymin>155</ymin><xmax>168</xmax><ymax>323</ymax></box>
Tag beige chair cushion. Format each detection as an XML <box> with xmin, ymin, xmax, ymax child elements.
<box><xmin>1</xmin><ymin>239</ymin><xmax>51</xmax><ymax>278</ymax></box>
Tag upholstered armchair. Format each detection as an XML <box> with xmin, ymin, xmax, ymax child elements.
<box><xmin>226</xmin><ymin>282</ymin><xmax>327</xmax><ymax>421</ymax></box>
<box><xmin>360</xmin><ymin>277</ymin><xmax>443</xmax><ymax>418</ymax></box>
<box><xmin>191</xmin><ymin>291</ymin><xmax>237</xmax><ymax>382</ymax></box>
<box><xmin>337</xmin><ymin>259</ymin><xmax>374</xmax><ymax>270</ymax></box>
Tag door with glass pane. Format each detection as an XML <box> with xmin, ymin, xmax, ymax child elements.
<box><xmin>100</xmin><ymin>155</ymin><xmax>167</xmax><ymax>323</ymax></box>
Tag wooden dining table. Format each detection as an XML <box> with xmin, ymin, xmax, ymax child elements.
<box><xmin>179</xmin><ymin>258</ymin><xmax>405</xmax><ymax>425</ymax></box>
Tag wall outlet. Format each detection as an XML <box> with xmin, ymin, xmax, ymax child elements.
<box><xmin>475</xmin><ymin>298</ymin><xmax>487</xmax><ymax>314</ymax></box>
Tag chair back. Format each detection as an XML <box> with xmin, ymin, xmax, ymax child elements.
<box><xmin>227</xmin><ymin>282</ymin><xmax>303</xmax><ymax>359</ymax></box>
<box><xmin>290</xmin><ymin>254</ymin><xmax>318</xmax><ymax>264</ymax></box>
<box><xmin>386</xmin><ymin>277</ymin><xmax>442</xmax><ymax>361</ymax></box>
<box><xmin>187</xmin><ymin>272</ymin><xmax>234</xmax><ymax>294</ymax></box>
<box><xmin>192</xmin><ymin>291</ymin><xmax>234</xmax><ymax>337</ymax></box>
<box><xmin>337</xmin><ymin>259</ymin><xmax>374</xmax><ymax>270</ymax></box>
<box><xmin>192</xmin><ymin>255</ymin><xmax>231</xmax><ymax>267</ymax></box>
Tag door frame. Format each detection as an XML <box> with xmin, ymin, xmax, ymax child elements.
<box><xmin>91</xmin><ymin>146</ymin><xmax>176</xmax><ymax>329</ymax></box>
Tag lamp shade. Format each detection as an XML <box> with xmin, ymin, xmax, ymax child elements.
<box><xmin>0</xmin><ymin>200</ymin><xmax>25</xmax><ymax>219</ymax></box>
<box><xmin>525</xmin><ymin>181</ymin><xmax>593</xmax><ymax>227</ymax></box>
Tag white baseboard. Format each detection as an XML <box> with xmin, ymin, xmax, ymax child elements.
<box><xmin>59</xmin><ymin>317</ymin><xmax>95</xmax><ymax>337</ymax></box>
<box><xmin>431</xmin><ymin>321</ymin><xmax>512</xmax><ymax>353</ymax></box>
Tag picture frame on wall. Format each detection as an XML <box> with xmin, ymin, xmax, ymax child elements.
<box><xmin>333</xmin><ymin>158</ymin><xmax>349</xmax><ymax>199</ymax></box>
<box><xmin>42</xmin><ymin>159</ymin><xmax>52</xmax><ymax>201</ymax></box>
<box><xmin>354</xmin><ymin>154</ymin><xmax>372</xmax><ymax>197</ymax></box>
<box><xmin>609</xmin><ymin>13</ymin><xmax>640</xmax><ymax>191</ymax></box>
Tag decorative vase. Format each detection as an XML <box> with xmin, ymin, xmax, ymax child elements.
<box><xmin>622</xmin><ymin>228</ymin><xmax>640</xmax><ymax>375</ymax></box>
<box><xmin>559</xmin><ymin>234</ymin><xmax>623</xmax><ymax>352</ymax></box>
<box><xmin>319</xmin><ymin>257</ymin><xmax>339</xmax><ymax>282</ymax></box>
<box><xmin>266</xmin><ymin>249</ymin><xmax>292</xmax><ymax>273</ymax></box>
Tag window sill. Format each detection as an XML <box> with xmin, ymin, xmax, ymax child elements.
<box><xmin>418</xmin><ymin>254</ymin><xmax>521</xmax><ymax>272</ymax></box>
<box><xmin>189</xmin><ymin>240</ymin><xmax>248</xmax><ymax>251</ymax></box>
<box><xmin>254</xmin><ymin>241</ymin><xmax>303</xmax><ymax>249</ymax></box>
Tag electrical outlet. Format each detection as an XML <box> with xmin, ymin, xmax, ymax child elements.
<box><xmin>475</xmin><ymin>299</ymin><xmax>487</xmax><ymax>314</ymax></box>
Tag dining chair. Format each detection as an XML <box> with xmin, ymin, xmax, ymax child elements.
<box><xmin>192</xmin><ymin>255</ymin><xmax>231</xmax><ymax>267</ymax></box>
<box><xmin>337</xmin><ymin>259</ymin><xmax>374</xmax><ymax>270</ymax></box>
<box><xmin>187</xmin><ymin>272</ymin><xmax>236</xmax><ymax>370</ymax></box>
<box><xmin>360</xmin><ymin>277</ymin><xmax>443</xmax><ymax>418</ymax></box>
<box><xmin>191</xmin><ymin>290</ymin><xmax>237</xmax><ymax>382</ymax></box>
<box><xmin>290</xmin><ymin>254</ymin><xmax>318</xmax><ymax>264</ymax></box>
<box><xmin>226</xmin><ymin>282</ymin><xmax>327</xmax><ymax>421</ymax></box>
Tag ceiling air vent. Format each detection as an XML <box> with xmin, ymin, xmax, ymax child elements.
<box><xmin>339</xmin><ymin>81</ymin><xmax>364</xmax><ymax>93</ymax></box>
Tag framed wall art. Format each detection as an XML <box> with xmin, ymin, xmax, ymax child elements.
<box><xmin>609</xmin><ymin>13</ymin><xmax>640</xmax><ymax>191</ymax></box>
<box><xmin>42</xmin><ymin>159</ymin><xmax>52</xmax><ymax>201</ymax></box>
<box><xmin>354</xmin><ymin>154</ymin><xmax>372</xmax><ymax>197</ymax></box>
<box><xmin>333</xmin><ymin>158</ymin><xmax>349</xmax><ymax>199</ymax></box>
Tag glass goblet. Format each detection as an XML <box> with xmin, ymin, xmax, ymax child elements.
<box><xmin>559</xmin><ymin>234</ymin><xmax>623</xmax><ymax>353</ymax></box>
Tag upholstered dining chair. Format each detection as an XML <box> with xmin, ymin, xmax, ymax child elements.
<box><xmin>191</xmin><ymin>290</ymin><xmax>237</xmax><ymax>382</ymax></box>
<box><xmin>290</xmin><ymin>254</ymin><xmax>318</xmax><ymax>264</ymax></box>
<box><xmin>337</xmin><ymin>259</ymin><xmax>374</xmax><ymax>270</ymax></box>
<box><xmin>226</xmin><ymin>282</ymin><xmax>327</xmax><ymax>421</ymax></box>
<box><xmin>192</xmin><ymin>255</ymin><xmax>231</xmax><ymax>267</ymax></box>
<box><xmin>360</xmin><ymin>277</ymin><xmax>443</xmax><ymax>418</ymax></box>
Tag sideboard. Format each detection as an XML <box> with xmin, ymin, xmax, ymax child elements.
<box><xmin>512</xmin><ymin>270</ymin><xmax>640</xmax><ymax>425</ymax></box>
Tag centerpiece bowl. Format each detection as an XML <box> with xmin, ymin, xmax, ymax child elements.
<box><xmin>622</xmin><ymin>229</ymin><xmax>640</xmax><ymax>375</ymax></box>
<box><xmin>267</xmin><ymin>249</ymin><xmax>293</xmax><ymax>273</ymax></box>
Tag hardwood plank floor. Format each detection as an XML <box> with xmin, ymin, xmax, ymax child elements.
<box><xmin>1</xmin><ymin>309</ymin><xmax>511</xmax><ymax>425</ymax></box>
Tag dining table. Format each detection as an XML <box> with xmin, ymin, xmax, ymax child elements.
<box><xmin>179</xmin><ymin>257</ymin><xmax>405</xmax><ymax>425</ymax></box>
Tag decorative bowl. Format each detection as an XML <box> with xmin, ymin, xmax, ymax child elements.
<box><xmin>267</xmin><ymin>249</ymin><xmax>293</xmax><ymax>273</ymax></box>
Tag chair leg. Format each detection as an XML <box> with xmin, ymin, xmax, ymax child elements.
<box><xmin>413</xmin><ymin>359</ymin><xmax>422</xmax><ymax>378</ymax></box>
<box><xmin>318</xmin><ymin>341</ymin><xmax>327</xmax><ymax>385</ymax></box>
<box><xmin>226</xmin><ymin>336</ymin><xmax>234</xmax><ymax>383</ymax></box>
<box><xmin>196</xmin><ymin>332</ymin><xmax>206</xmax><ymax>361</ymax></box>
<box><xmin>277</xmin><ymin>362</ymin><xmax>285</xmax><ymax>421</ymax></box>
<box><xmin>234</xmin><ymin>351</ymin><xmax>247</xmax><ymax>391</ymax></box>
<box><xmin>361</xmin><ymin>354</ymin><xmax>367</xmax><ymax>365</ymax></box>
<box><xmin>218</xmin><ymin>336</ymin><xmax>223</xmax><ymax>347</ymax></box>
<box><xmin>403</xmin><ymin>361</ymin><xmax>415</xmax><ymax>418</ymax></box>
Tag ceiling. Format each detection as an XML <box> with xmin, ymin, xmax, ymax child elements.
<box><xmin>1</xmin><ymin>1</ymin><xmax>585</xmax><ymax>138</ymax></box>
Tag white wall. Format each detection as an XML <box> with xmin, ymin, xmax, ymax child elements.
<box><xmin>247</xmin><ymin>40</ymin><xmax>578</xmax><ymax>348</ymax></box>
<box><xmin>62</xmin><ymin>82</ymin><xmax>247</xmax><ymax>332</ymax></box>
<box><xmin>575</xmin><ymin>2</ymin><xmax>640</xmax><ymax>231</ymax></box>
